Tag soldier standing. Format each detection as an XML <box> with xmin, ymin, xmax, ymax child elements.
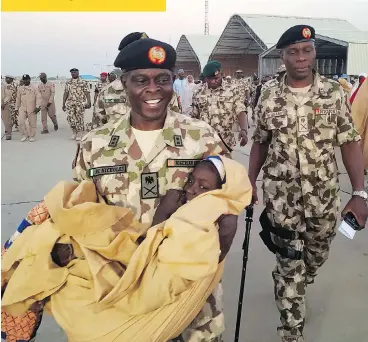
<box><xmin>1</xmin><ymin>75</ymin><xmax>18</xmax><ymax>140</ymax></box>
<box><xmin>62</xmin><ymin>68</ymin><xmax>91</xmax><ymax>141</ymax></box>
<box><xmin>108</xmin><ymin>72</ymin><xmax>117</xmax><ymax>83</ymax></box>
<box><xmin>16</xmin><ymin>75</ymin><xmax>41</xmax><ymax>142</ymax></box>
<box><xmin>192</xmin><ymin>61</ymin><xmax>248</xmax><ymax>152</ymax></box>
<box><xmin>39</xmin><ymin>73</ymin><xmax>58</xmax><ymax>134</ymax></box>
<box><xmin>87</xmin><ymin>72</ymin><xmax>109</xmax><ymax>130</ymax></box>
<box><xmin>73</xmin><ymin>32</ymin><xmax>238</xmax><ymax>342</ymax></box>
<box><xmin>249</xmin><ymin>25</ymin><xmax>368</xmax><ymax>342</ymax></box>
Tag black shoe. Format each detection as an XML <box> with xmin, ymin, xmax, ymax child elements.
<box><xmin>54</xmin><ymin>124</ymin><xmax>59</xmax><ymax>131</ymax></box>
<box><xmin>6</xmin><ymin>136</ymin><xmax>11</xmax><ymax>140</ymax></box>
<box><xmin>41</xmin><ymin>129</ymin><xmax>49</xmax><ymax>134</ymax></box>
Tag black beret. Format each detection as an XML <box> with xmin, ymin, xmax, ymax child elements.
<box><xmin>114</xmin><ymin>34</ymin><xmax>176</xmax><ymax>72</ymax></box>
<box><xmin>70</xmin><ymin>68</ymin><xmax>79</xmax><ymax>72</ymax></box>
<box><xmin>22</xmin><ymin>74</ymin><xmax>30</xmax><ymax>80</ymax></box>
<box><xmin>203</xmin><ymin>61</ymin><xmax>222</xmax><ymax>78</ymax></box>
<box><xmin>118</xmin><ymin>32</ymin><xmax>149</xmax><ymax>51</ymax></box>
<box><xmin>276</xmin><ymin>25</ymin><xmax>315</xmax><ymax>49</ymax></box>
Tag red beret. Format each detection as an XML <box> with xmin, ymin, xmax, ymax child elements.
<box><xmin>100</xmin><ymin>72</ymin><xmax>108</xmax><ymax>76</ymax></box>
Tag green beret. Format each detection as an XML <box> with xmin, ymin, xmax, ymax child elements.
<box><xmin>203</xmin><ymin>61</ymin><xmax>222</xmax><ymax>78</ymax></box>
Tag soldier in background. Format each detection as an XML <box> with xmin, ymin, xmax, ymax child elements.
<box><xmin>192</xmin><ymin>61</ymin><xmax>248</xmax><ymax>152</ymax></box>
<box><xmin>108</xmin><ymin>72</ymin><xmax>117</xmax><ymax>83</ymax></box>
<box><xmin>1</xmin><ymin>75</ymin><xmax>18</xmax><ymax>140</ymax></box>
<box><xmin>62</xmin><ymin>68</ymin><xmax>91</xmax><ymax>141</ymax></box>
<box><xmin>39</xmin><ymin>73</ymin><xmax>58</xmax><ymax>134</ymax></box>
<box><xmin>249</xmin><ymin>25</ymin><xmax>368</xmax><ymax>342</ymax></box>
<box><xmin>73</xmin><ymin>32</ymin><xmax>236</xmax><ymax>342</ymax></box>
<box><xmin>16</xmin><ymin>74</ymin><xmax>41</xmax><ymax>142</ymax></box>
<box><xmin>94</xmin><ymin>72</ymin><xmax>109</xmax><ymax>105</ymax></box>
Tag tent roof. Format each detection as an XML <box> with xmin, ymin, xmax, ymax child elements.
<box><xmin>210</xmin><ymin>13</ymin><xmax>360</xmax><ymax>58</ymax></box>
<box><xmin>176</xmin><ymin>34</ymin><xmax>220</xmax><ymax>72</ymax></box>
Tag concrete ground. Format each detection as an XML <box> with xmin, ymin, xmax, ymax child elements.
<box><xmin>1</xmin><ymin>84</ymin><xmax>368</xmax><ymax>342</ymax></box>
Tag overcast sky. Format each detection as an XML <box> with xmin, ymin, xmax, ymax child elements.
<box><xmin>1</xmin><ymin>0</ymin><xmax>368</xmax><ymax>77</ymax></box>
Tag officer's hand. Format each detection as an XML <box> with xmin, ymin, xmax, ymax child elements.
<box><xmin>85</xmin><ymin>102</ymin><xmax>92</xmax><ymax>109</ymax></box>
<box><xmin>152</xmin><ymin>189</ymin><xmax>186</xmax><ymax>226</ymax></box>
<box><xmin>47</xmin><ymin>102</ymin><xmax>52</xmax><ymax>108</ymax></box>
<box><xmin>341</xmin><ymin>196</ymin><xmax>368</xmax><ymax>228</ymax></box>
<box><xmin>34</xmin><ymin>107</ymin><xmax>41</xmax><ymax>114</ymax></box>
<box><xmin>251</xmin><ymin>182</ymin><xmax>259</xmax><ymax>205</ymax></box>
<box><xmin>217</xmin><ymin>214</ymin><xmax>238</xmax><ymax>262</ymax></box>
<box><xmin>62</xmin><ymin>105</ymin><xmax>66</xmax><ymax>112</ymax></box>
<box><xmin>1</xmin><ymin>104</ymin><xmax>5</xmax><ymax>111</ymax></box>
<box><xmin>238</xmin><ymin>130</ymin><xmax>248</xmax><ymax>146</ymax></box>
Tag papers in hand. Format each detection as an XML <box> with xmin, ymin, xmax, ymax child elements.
<box><xmin>338</xmin><ymin>220</ymin><xmax>356</xmax><ymax>240</ymax></box>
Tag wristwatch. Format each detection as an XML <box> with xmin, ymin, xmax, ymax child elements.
<box><xmin>352</xmin><ymin>190</ymin><xmax>368</xmax><ymax>201</ymax></box>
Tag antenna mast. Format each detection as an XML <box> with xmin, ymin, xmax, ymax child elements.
<box><xmin>204</xmin><ymin>0</ymin><xmax>209</xmax><ymax>35</ymax></box>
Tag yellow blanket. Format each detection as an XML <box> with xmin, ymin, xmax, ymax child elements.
<box><xmin>1</xmin><ymin>156</ymin><xmax>252</xmax><ymax>342</ymax></box>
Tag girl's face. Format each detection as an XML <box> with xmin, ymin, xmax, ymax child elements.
<box><xmin>184</xmin><ymin>162</ymin><xmax>221</xmax><ymax>202</ymax></box>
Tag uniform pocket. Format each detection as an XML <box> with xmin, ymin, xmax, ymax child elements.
<box><xmin>314</xmin><ymin>113</ymin><xmax>337</xmax><ymax>142</ymax></box>
<box><xmin>265</xmin><ymin>112</ymin><xmax>288</xmax><ymax>130</ymax></box>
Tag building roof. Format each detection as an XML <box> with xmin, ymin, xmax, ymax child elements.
<box><xmin>176</xmin><ymin>34</ymin><xmax>220</xmax><ymax>72</ymax></box>
<box><xmin>80</xmin><ymin>75</ymin><xmax>99</xmax><ymax>81</ymax></box>
<box><xmin>210</xmin><ymin>13</ymin><xmax>361</xmax><ymax>58</ymax></box>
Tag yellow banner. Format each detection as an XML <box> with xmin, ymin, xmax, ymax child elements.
<box><xmin>2</xmin><ymin>0</ymin><xmax>166</xmax><ymax>12</ymax></box>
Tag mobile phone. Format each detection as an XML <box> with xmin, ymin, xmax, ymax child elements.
<box><xmin>344</xmin><ymin>212</ymin><xmax>363</xmax><ymax>231</ymax></box>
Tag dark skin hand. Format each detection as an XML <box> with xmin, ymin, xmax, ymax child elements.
<box><xmin>340</xmin><ymin>141</ymin><xmax>368</xmax><ymax>227</ymax></box>
<box><xmin>51</xmin><ymin>243</ymin><xmax>76</xmax><ymax>267</ymax></box>
<box><xmin>248</xmin><ymin>141</ymin><xmax>270</xmax><ymax>204</ymax></box>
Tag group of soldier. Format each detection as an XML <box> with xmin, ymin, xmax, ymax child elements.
<box><xmin>1</xmin><ymin>24</ymin><xmax>368</xmax><ymax>342</ymax></box>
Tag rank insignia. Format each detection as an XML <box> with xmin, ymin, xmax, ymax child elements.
<box><xmin>141</xmin><ymin>172</ymin><xmax>159</xmax><ymax>199</ymax></box>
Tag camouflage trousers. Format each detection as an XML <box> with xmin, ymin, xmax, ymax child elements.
<box><xmin>267</xmin><ymin>209</ymin><xmax>337</xmax><ymax>342</ymax></box>
<box><xmin>10</xmin><ymin>104</ymin><xmax>18</xmax><ymax>128</ymax></box>
<box><xmin>86</xmin><ymin>106</ymin><xmax>103</xmax><ymax>132</ymax></box>
<box><xmin>66</xmin><ymin>101</ymin><xmax>85</xmax><ymax>133</ymax></box>
<box><xmin>168</xmin><ymin>283</ymin><xmax>225</xmax><ymax>342</ymax></box>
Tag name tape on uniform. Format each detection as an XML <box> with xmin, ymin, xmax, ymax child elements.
<box><xmin>167</xmin><ymin>159</ymin><xmax>201</xmax><ymax>168</ymax></box>
<box><xmin>88</xmin><ymin>165</ymin><xmax>127</xmax><ymax>177</ymax></box>
<box><xmin>315</xmin><ymin>109</ymin><xmax>338</xmax><ymax>115</ymax></box>
<box><xmin>141</xmin><ymin>172</ymin><xmax>159</xmax><ymax>199</ymax></box>
<box><xmin>104</xmin><ymin>98</ymin><xmax>127</xmax><ymax>104</ymax></box>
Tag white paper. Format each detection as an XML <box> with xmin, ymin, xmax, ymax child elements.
<box><xmin>338</xmin><ymin>220</ymin><xmax>356</xmax><ymax>240</ymax></box>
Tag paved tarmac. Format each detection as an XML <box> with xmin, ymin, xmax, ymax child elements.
<box><xmin>1</xmin><ymin>84</ymin><xmax>367</xmax><ymax>342</ymax></box>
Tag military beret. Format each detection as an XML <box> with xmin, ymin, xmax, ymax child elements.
<box><xmin>118</xmin><ymin>32</ymin><xmax>149</xmax><ymax>51</ymax></box>
<box><xmin>5</xmin><ymin>75</ymin><xmax>14</xmax><ymax>79</ymax></box>
<box><xmin>276</xmin><ymin>25</ymin><xmax>315</xmax><ymax>49</ymax></box>
<box><xmin>203</xmin><ymin>61</ymin><xmax>222</xmax><ymax>78</ymax></box>
<box><xmin>22</xmin><ymin>74</ymin><xmax>30</xmax><ymax>80</ymax></box>
<box><xmin>100</xmin><ymin>72</ymin><xmax>108</xmax><ymax>76</ymax></box>
<box><xmin>114</xmin><ymin>33</ymin><xmax>176</xmax><ymax>72</ymax></box>
<box><xmin>70</xmin><ymin>68</ymin><xmax>79</xmax><ymax>72</ymax></box>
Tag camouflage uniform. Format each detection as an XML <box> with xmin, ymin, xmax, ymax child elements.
<box><xmin>94</xmin><ymin>79</ymin><xmax>181</xmax><ymax>125</ymax></box>
<box><xmin>87</xmin><ymin>81</ymin><xmax>110</xmax><ymax>131</ymax></box>
<box><xmin>64</xmin><ymin>78</ymin><xmax>89</xmax><ymax>134</ymax></box>
<box><xmin>1</xmin><ymin>81</ymin><xmax>18</xmax><ymax>136</ymax></box>
<box><xmin>73</xmin><ymin>109</ymin><xmax>231</xmax><ymax>342</ymax></box>
<box><xmin>192</xmin><ymin>82</ymin><xmax>246</xmax><ymax>150</ymax></box>
<box><xmin>252</xmin><ymin>72</ymin><xmax>360</xmax><ymax>342</ymax></box>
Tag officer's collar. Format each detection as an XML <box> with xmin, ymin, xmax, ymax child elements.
<box><xmin>279</xmin><ymin>70</ymin><xmax>325</xmax><ymax>96</ymax></box>
<box><xmin>108</xmin><ymin>108</ymin><xmax>184</xmax><ymax>152</ymax></box>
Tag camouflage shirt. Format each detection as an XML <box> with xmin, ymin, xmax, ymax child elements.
<box><xmin>253</xmin><ymin>72</ymin><xmax>360</xmax><ymax>218</ymax></box>
<box><xmin>64</xmin><ymin>78</ymin><xmax>89</xmax><ymax>103</ymax></box>
<box><xmin>95</xmin><ymin>81</ymin><xmax>109</xmax><ymax>94</ymax></box>
<box><xmin>95</xmin><ymin>79</ymin><xmax>181</xmax><ymax>123</ymax></box>
<box><xmin>192</xmin><ymin>82</ymin><xmax>246</xmax><ymax>149</ymax></box>
<box><xmin>1</xmin><ymin>82</ymin><xmax>17</xmax><ymax>106</ymax></box>
<box><xmin>73</xmin><ymin>109</ymin><xmax>230</xmax><ymax>225</ymax></box>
